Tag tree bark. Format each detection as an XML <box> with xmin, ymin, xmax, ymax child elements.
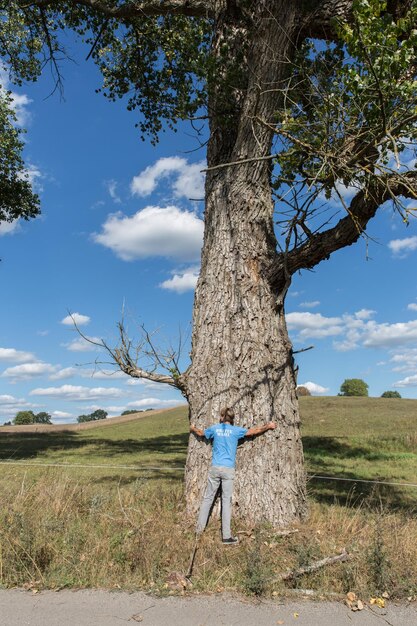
<box><xmin>184</xmin><ymin>164</ymin><xmax>307</xmax><ymax>526</ymax></box>
<box><xmin>183</xmin><ymin>0</ymin><xmax>307</xmax><ymax>527</ymax></box>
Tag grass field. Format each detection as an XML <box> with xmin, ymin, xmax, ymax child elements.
<box><xmin>0</xmin><ymin>398</ymin><xmax>416</xmax><ymax>598</ymax></box>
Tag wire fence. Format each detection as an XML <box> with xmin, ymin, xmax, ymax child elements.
<box><xmin>1</xmin><ymin>460</ymin><xmax>417</xmax><ymax>489</ymax></box>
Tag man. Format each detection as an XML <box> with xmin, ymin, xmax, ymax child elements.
<box><xmin>190</xmin><ymin>407</ymin><xmax>276</xmax><ymax>545</ymax></box>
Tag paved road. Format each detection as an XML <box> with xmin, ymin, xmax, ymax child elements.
<box><xmin>0</xmin><ymin>590</ymin><xmax>416</xmax><ymax>626</ymax></box>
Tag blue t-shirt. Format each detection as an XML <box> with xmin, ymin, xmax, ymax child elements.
<box><xmin>204</xmin><ymin>422</ymin><xmax>248</xmax><ymax>468</ymax></box>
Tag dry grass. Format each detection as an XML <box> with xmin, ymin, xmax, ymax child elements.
<box><xmin>1</xmin><ymin>399</ymin><xmax>416</xmax><ymax>597</ymax></box>
<box><xmin>0</xmin><ymin>470</ymin><xmax>416</xmax><ymax>599</ymax></box>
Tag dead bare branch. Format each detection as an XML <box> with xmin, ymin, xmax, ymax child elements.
<box><xmin>69</xmin><ymin>312</ymin><xmax>188</xmax><ymax>394</ymax></box>
<box><xmin>275</xmin><ymin>549</ymin><xmax>352</xmax><ymax>582</ymax></box>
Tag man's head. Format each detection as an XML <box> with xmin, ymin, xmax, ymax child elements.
<box><xmin>220</xmin><ymin>407</ymin><xmax>235</xmax><ymax>424</ymax></box>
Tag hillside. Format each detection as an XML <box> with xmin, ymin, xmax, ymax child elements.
<box><xmin>0</xmin><ymin>406</ymin><xmax>184</xmax><ymax>433</ymax></box>
<box><xmin>2</xmin><ymin>396</ymin><xmax>416</xmax><ymax>435</ymax></box>
<box><xmin>1</xmin><ymin>398</ymin><xmax>416</xmax><ymax>509</ymax></box>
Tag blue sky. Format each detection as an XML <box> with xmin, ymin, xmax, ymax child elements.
<box><xmin>1</xmin><ymin>42</ymin><xmax>417</xmax><ymax>424</ymax></box>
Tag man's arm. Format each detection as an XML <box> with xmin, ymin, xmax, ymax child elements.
<box><xmin>245</xmin><ymin>422</ymin><xmax>276</xmax><ymax>437</ymax></box>
<box><xmin>190</xmin><ymin>424</ymin><xmax>205</xmax><ymax>438</ymax></box>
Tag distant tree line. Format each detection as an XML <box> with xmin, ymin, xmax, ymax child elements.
<box><xmin>11</xmin><ymin>411</ymin><xmax>52</xmax><ymax>425</ymax></box>
<box><xmin>1</xmin><ymin>407</ymin><xmax>156</xmax><ymax>426</ymax></box>
<box><xmin>295</xmin><ymin>380</ymin><xmax>403</xmax><ymax>399</ymax></box>
<box><xmin>77</xmin><ymin>409</ymin><xmax>108</xmax><ymax>423</ymax></box>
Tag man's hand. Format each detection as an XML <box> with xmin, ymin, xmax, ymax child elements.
<box><xmin>190</xmin><ymin>424</ymin><xmax>204</xmax><ymax>437</ymax></box>
<box><xmin>246</xmin><ymin>421</ymin><xmax>277</xmax><ymax>438</ymax></box>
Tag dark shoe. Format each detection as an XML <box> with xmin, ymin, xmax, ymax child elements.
<box><xmin>222</xmin><ymin>536</ymin><xmax>239</xmax><ymax>545</ymax></box>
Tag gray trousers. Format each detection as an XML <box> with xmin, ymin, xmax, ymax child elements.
<box><xmin>196</xmin><ymin>465</ymin><xmax>235</xmax><ymax>539</ymax></box>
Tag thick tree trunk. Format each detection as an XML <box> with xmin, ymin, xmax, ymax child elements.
<box><xmin>183</xmin><ymin>1</ymin><xmax>307</xmax><ymax>526</ymax></box>
<box><xmin>184</xmin><ymin>168</ymin><xmax>307</xmax><ymax>526</ymax></box>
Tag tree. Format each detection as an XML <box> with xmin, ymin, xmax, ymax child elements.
<box><xmin>381</xmin><ymin>390</ymin><xmax>402</xmax><ymax>398</ymax></box>
<box><xmin>0</xmin><ymin>79</ymin><xmax>40</xmax><ymax>229</ymax></box>
<box><xmin>33</xmin><ymin>411</ymin><xmax>52</xmax><ymax>424</ymax></box>
<box><xmin>13</xmin><ymin>410</ymin><xmax>35</xmax><ymax>425</ymax></box>
<box><xmin>90</xmin><ymin>409</ymin><xmax>108</xmax><ymax>421</ymax></box>
<box><xmin>77</xmin><ymin>409</ymin><xmax>108</xmax><ymax>423</ymax></box>
<box><xmin>121</xmin><ymin>409</ymin><xmax>143</xmax><ymax>415</ymax></box>
<box><xmin>4</xmin><ymin>0</ymin><xmax>417</xmax><ymax>526</ymax></box>
<box><xmin>297</xmin><ymin>386</ymin><xmax>312</xmax><ymax>397</ymax></box>
<box><xmin>340</xmin><ymin>378</ymin><xmax>369</xmax><ymax>397</ymax></box>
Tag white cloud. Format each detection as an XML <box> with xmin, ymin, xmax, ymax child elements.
<box><xmin>125</xmin><ymin>378</ymin><xmax>161</xmax><ymax>389</ymax></box>
<box><xmin>0</xmin><ymin>394</ymin><xmax>26</xmax><ymax>405</ymax></box>
<box><xmin>91</xmin><ymin>200</ymin><xmax>105</xmax><ymax>210</ymax></box>
<box><xmin>363</xmin><ymin>320</ymin><xmax>417</xmax><ymax>348</ymax></box>
<box><xmin>84</xmin><ymin>369</ymin><xmax>127</xmax><ymax>380</ymax></box>
<box><xmin>318</xmin><ymin>181</ymin><xmax>359</xmax><ymax>209</ymax></box>
<box><xmin>334</xmin><ymin>182</ymin><xmax>359</xmax><ymax>203</ymax></box>
<box><xmin>0</xmin><ymin>67</ymin><xmax>32</xmax><ymax>127</ymax></box>
<box><xmin>126</xmin><ymin>398</ymin><xmax>183</xmax><ymax>409</ymax></box>
<box><xmin>30</xmin><ymin>385</ymin><xmax>124</xmax><ymax>401</ymax></box>
<box><xmin>286</xmin><ymin>307</ymin><xmax>417</xmax><ymax>352</ymax></box>
<box><xmin>9</xmin><ymin>92</ymin><xmax>32</xmax><ymax>127</ymax></box>
<box><xmin>130</xmin><ymin>157</ymin><xmax>205</xmax><ymax>200</ymax></box>
<box><xmin>286</xmin><ymin>312</ymin><xmax>343</xmax><ymax>338</ymax></box>
<box><xmin>160</xmin><ymin>266</ymin><xmax>199</xmax><ymax>293</ymax></box>
<box><xmin>299</xmin><ymin>301</ymin><xmax>320</xmax><ymax>309</ymax></box>
<box><xmin>0</xmin><ymin>394</ymin><xmax>37</xmax><ymax>418</ymax></box>
<box><xmin>390</xmin><ymin>348</ymin><xmax>417</xmax><ymax>373</ymax></box>
<box><xmin>49</xmin><ymin>367</ymin><xmax>128</xmax><ymax>381</ymax></box>
<box><xmin>61</xmin><ymin>313</ymin><xmax>91</xmax><ymax>326</ymax></box>
<box><xmin>298</xmin><ymin>381</ymin><xmax>329</xmax><ymax>395</ymax></box>
<box><xmin>393</xmin><ymin>374</ymin><xmax>417</xmax><ymax>388</ymax></box>
<box><xmin>23</xmin><ymin>164</ymin><xmax>44</xmax><ymax>193</ymax></box>
<box><xmin>49</xmin><ymin>367</ymin><xmax>78</xmax><ymax>381</ymax></box>
<box><xmin>1</xmin><ymin>362</ymin><xmax>57</xmax><ymax>381</ymax></box>
<box><xmin>388</xmin><ymin>236</ymin><xmax>417</xmax><ymax>256</ymax></box>
<box><xmin>86</xmin><ymin>405</ymin><xmax>125</xmax><ymax>415</ymax></box>
<box><xmin>64</xmin><ymin>336</ymin><xmax>102</xmax><ymax>352</ymax></box>
<box><xmin>52</xmin><ymin>411</ymin><xmax>73</xmax><ymax>420</ymax></box>
<box><xmin>172</xmin><ymin>162</ymin><xmax>205</xmax><ymax>200</ymax></box>
<box><xmin>52</xmin><ymin>410</ymin><xmax>73</xmax><ymax>418</ymax></box>
<box><xmin>0</xmin><ymin>220</ymin><xmax>20</xmax><ymax>236</ymax></box>
<box><xmin>407</xmin><ymin>303</ymin><xmax>417</xmax><ymax>312</ymax></box>
<box><xmin>0</xmin><ymin>348</ymin><xmax>37</xmax><ymax>363</ymax></box>
<box><xmin>106</xmin><ymin>179</ymin><xmax>122</xmax><ymax>204</ymax></box>
<box><xmin>94</xmin><ymin>205</ymin><xmax>203</xmax><ymax>262</ymax></box>
<box><xmin>354</xmin><ymin>309</ymin><xmax>376</xmax><ymax>320</ymax></box>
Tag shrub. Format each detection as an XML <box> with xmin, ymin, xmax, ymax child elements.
<box><xmin>34</xmin><ymin>412</ymin><xmax>52</xmax><ymax>424</ymax></box>
<box><xmin>381</xmin><ymin>391</ymin><xmax>401</xmax><ymax>399</ymax></box>
<box><xmin>340</xmin><ymin>378</ymin><xmax>369</xmax><ymax>397</ymax></box>
<box><xmin>13</xmin><ymin>411</ymin><xmax>35</xmax><ymax>425</ymax></box>
<box><xmin>77</xmin><ymin>409</ymin><xmax>108</xmax><ymax>423</ymax></box>
<box><xmin>297</xmin><ymin>386</ymin><xmax>311</xmax><ymax>397</ymax></box>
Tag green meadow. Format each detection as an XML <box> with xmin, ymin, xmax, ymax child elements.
<box><xmin>1</xmin><ymin>398</ymin><xmax>416</xmax><ymax>506</ymax></box>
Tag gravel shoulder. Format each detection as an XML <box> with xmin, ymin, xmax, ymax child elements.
<box><xmin>0</xmin><ymin>589</ymin><xmax>415</xmax><ymax>626</ymax></box>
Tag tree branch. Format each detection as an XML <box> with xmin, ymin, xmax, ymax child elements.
<box><xmin>69</xmin><ymin>313</ymin><xmax>188</xmax><ymax>393</ymax></box>
<box><xmin>19</xmin><ymin>0</ymin><xmax>213</xmax><ymax>19</ymax></box>
<box><xmin>269</xmin><ymin>170</ymin><xmax>417</xmax><ymax>291</ymax></box>
<box><xmin>298</xmin><ymin>0</ymin><xmax>412</xmax><ymax>41</ymax></box>
<box><xmin>275</xmin><ymin>549</ymin><xmax>352</xmax><ymax>582</ymax></box>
